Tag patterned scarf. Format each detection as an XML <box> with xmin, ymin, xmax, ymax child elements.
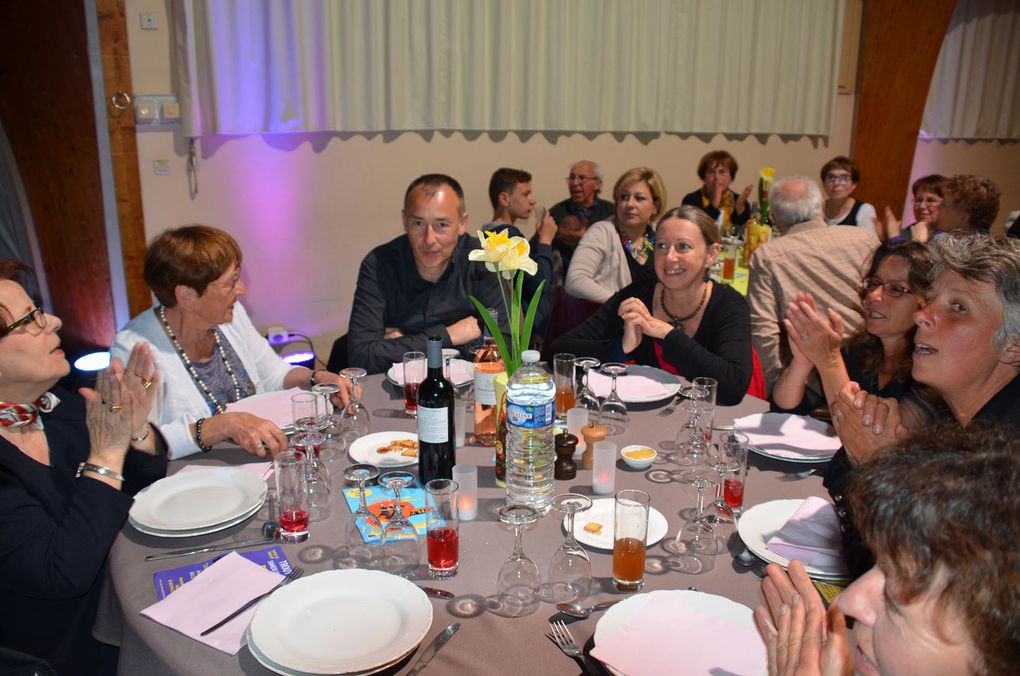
<box><xmin>0</xmin><ymin>392</ymin><xmax>60</xmax><ymax>430</ymax></box>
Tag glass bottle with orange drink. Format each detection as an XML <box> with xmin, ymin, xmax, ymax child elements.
<box><xmin>473</xmin><ymin>310</ymin><xmax>504</xmax><ymax>447</ymax></box>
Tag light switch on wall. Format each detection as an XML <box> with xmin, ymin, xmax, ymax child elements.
<box><xmin>140</xmin><ymin>13</ymin><xmax>159</xmax><ymax>30</ymax></box>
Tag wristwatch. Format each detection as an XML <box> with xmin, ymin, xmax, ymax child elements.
<box><xmin>309</xmin><ymin>370</ymin><xmax>321</xmax><ymax>387</ymax></box>
<box><xmin>76</xmin><ymin>462</ymin><xmax>126</xmax><ymax>483</ymax></box>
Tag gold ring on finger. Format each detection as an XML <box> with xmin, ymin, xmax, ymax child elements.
<box><xmin>141</xmin><ymin>377</ymin><xmax>154</xmax><ymax>390</ymax></box>
<box><xmin>108</xmin><ymin>403</ymin><xmax>124</xmax><ymax>413</ymax></box>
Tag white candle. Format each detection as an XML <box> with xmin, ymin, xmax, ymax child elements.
<box><xmin>592</xmin><ymin>440</ymin><xmax>617</xmax><ymax>495</ymax></box>
<box><xmin>452</xmin><ymin>464</ymin><xmax>478</xmax><ymax>521</ymax></box>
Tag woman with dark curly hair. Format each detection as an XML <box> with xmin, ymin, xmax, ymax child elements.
<box><xmin>771</xmin><ymin>240</ymin><xmax>934</xmax><ymax>413</ymax></box>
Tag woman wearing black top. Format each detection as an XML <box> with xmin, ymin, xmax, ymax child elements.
<box><xmin>552</xmin><ymin>206</ymin><xmax>752</xmax><ymax>405</ymax></box>
<box><xmin>0</xmin><ymin>261</ymin><xmax>165</xmax><ymax>674</ymax></box>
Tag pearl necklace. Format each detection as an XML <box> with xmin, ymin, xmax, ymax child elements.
<box><xmin>158</xmin><ymin>306</ymin><xmax>242</xmax><ymax>413</ymax></box>
<box><xmin>660</xmin><ymin>283</ymin><xmax>708</xmax><ymax>335</ymax></box>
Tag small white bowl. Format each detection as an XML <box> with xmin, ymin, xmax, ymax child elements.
<box><xmin>620</xmin><ymin>444</ymin><xmax>657</xmax><ymax>470</ymax></box>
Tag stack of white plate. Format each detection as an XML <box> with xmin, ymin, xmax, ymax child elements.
<box><xmin>129</xmin><ymin>468</ymin><xmax>268</xmax><ymax>538</ymax></box>
<box><xmin>246</xmin><ymin>569</ymin><xmax>433</xmax><ymax>675</ymax></box>
<box><xmin>736</xmin><ymin>498</ymin><xmax>850</xmax><ymax>580</ymax></box>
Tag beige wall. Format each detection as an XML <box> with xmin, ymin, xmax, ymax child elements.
<box><xmin>124</xmin><ymin>0</ymin><xmax>1018</xmax><ymax>358</ymax></box>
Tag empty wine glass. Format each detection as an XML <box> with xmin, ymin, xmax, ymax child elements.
<box><xmin>380</xmin><ymin>470</ymin><xmax>420</xmax><ymax>577</ymax></box>
<box><xmin>548</xmin><ymin>494</ymin><xmax>593</xmax><ymax>603</ymax></box>
<box><xmin>311</xmin><ymin>382</ymin><xmax>342</xmax><ymax>462</ymax></box>
<box><xmin>496</xmin><ymin>504</ymin><xmax>541</xmax><ymax>616</ymax></box>
<box><xmin>662</xmin><ymin>384</ymin><xmax>710</xmax><ymax>463</ymax></box>
<box><xmin>599</xmin><ymin>362</ymin><xmax>629</xmax><ymax>430</ymax></box>
<box><xmin>340</xmin><ymin>464</ymin><xmax>383</xmax><ymax>569</ymax></box>
<box><xmin>339</xmin><ymin>367</ymin><xmax>371</xmax><ymax>442</ymax></box>
<box><xmin>663</xmin><ymin>459</ymin><xmax>719</xmax><ymax>574</ymax></box>
<box><xmin>574</xmin><ymin>358</ymin><xmax>601</xmax><ymax>415</ymax></box>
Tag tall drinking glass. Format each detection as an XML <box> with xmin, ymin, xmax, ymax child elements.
<box><xmin>275</xmin><ymin>450</ymin><xmax>309</xmax><ymax>543</ymax></box>
<box><xmin>553</xmin><ymin>354</ymin><xmax>576</xmax><ymax>422</ymax></box>
<box><xmin>310</xmin><ymin>382</ymin><xmax>341</xmax><ymax>462</ymax></box>
<box><xmin>613</xmin><ymin>489</ymin><xmax>650</xmax><ymax>591</ymax></box>
<box><xmin>425</xmin><ymin>479</ymin><xmax>459</xmax><ymax>579</ymax></box>
<box><xmin>402</xmin><ymin>352</ymin><xmax>426</xmax><ymax>416</ymax></box>
<box><xmin>707</xmin><ymin>431</ymin><xmax>748</xmax><ymax>523</ymax></box>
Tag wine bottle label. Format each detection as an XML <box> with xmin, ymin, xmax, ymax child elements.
<box><xmin>506</xmin><ymin>401</ymin><xmax>554</xmax><ymax>429</ymax></box>
<box><xmin>417</xmin><ymin>406</ymin><xmax>450</xmax><ymax>443</ymax></box>
<box><xmin>474</xmin><ymin>370</ymin><xmax>499</xmax><ymax>405</ymax></box>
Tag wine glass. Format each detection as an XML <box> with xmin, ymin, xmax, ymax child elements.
<box><xmin>663</xmin><ymin>460</ymin><xmax>720</xmax><ymax>574</ymax></box>
<box><xmin>339</xmin><ymin>367</ymin><xmax>371</xmax><ymax>442</ymax></box>
<box><xmin>496</xmin><ymin>504</ymin><xmax>541</xmax><ymax>616</ymax></box>
<box><xmin>340</xmin><ymin>464</ymin><xmax>383</xmax><ymax>569</ymax></box>
<box><xmin>548</xmin><ymin>494</ymin><xmax>593</xmax><ymax>603</ymax></box>
<box><xmin>379</xmin><ymin>471</ymin><xmax>420</xmax><ymax>577</ymax></box>
<box><xmin>661</xmin><ymin>385</ymin><xmax>709</xmax><ymax>462</ymax></box>
<box><xmin>574</xmin><ymin>358</ymin><xmax>601</xmax><ymax>415</ymax></box>
<box><xmin>311</xmin><ymin>382</ymin><xmax>341</xmax><ymax>462</ymax></box>
<box><xmin>598</xmin><ymin>362</ymin><xmax>629</xmax><ymax>431</ymax></box>
<box><xmin>705</xmin><ymin>431</ymin><xmax>746</xmax><ymax>525</ymax></box>
<box><xmin>291</xmin><ymin>431</ymin><xmax>331</xmax><ymax>522</ymax></box>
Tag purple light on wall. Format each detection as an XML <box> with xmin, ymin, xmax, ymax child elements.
<box><xmin>283</xmin><ymin>350</ymin><xmax>316</xmax><ymax>370</ymax></box>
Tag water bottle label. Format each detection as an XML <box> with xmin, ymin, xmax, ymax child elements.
<box><xmin>506</xmin><ymin>401</ymin><xmax>554</xmax><ymax>428</ymax></box>
<box><xmin>417</xmin><ymin>406</ymin><xmax>450</xmax><ymax>443</ymax></box>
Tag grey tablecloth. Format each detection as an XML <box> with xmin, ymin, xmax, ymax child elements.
<box><xmin>95</xmin><ymin>377</ymin><xmax>827</xmax><ymax>675</ymax></box>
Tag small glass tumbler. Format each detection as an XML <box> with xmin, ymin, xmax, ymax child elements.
<box><xmin>402</xmin><ymin>351</ymin><xmax>426</xmax><ymax>416</ymax></box>
<box><xmin>613</xmin><ymin>489</ymin><xmax>650</xmax><ymax>591</ymax></box>
<box><xmin>424</xmin><ymin>479</ymin><xmax>460</xmax><ymax>579</ymax></box>
<box><xmin>274</xmin><ymin>450</ymin><xmax>310</xmax><ymax>543</ymax></box>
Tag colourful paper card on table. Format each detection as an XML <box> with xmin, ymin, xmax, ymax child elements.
<box><xmin>342</xmin><ymin>485</ymin><xmax>427</xmax><ymax>543</ymax></box>
<box><xmin>153</xmin><ymin>546</ymin><xmax>293</xmax><ymax>600</ymax></box>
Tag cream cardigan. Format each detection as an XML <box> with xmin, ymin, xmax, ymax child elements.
<box><xmin>565</xmin><ymin>220</ymin><xmax>651</xmax><ymax>303</ymax></box>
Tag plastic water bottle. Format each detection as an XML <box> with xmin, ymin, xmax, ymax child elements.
<box><xmin>505</xmin><ymin>350</ymin><xmax>556</xmax><ymax>514</ymax></box>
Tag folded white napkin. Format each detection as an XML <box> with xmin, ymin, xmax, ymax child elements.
<box><xmin>587</xmin><ymin>371</ymin><xmax>670</xmax><ymax>400</ymax></box>
<box><xmin>590</xmin><ymin>593</ymin><xmax>766</xmax><ymax>675</ymax></box>
<box><xmin>176</xmin><ymin>463</ymin><xmax>274</xmax><ymax>481</ymax></box>
<box><xmin>766</xmin><ymin>496</ymin><xmax>844</xmax><ymax>567</ymax></box>
<box><xmin>141</xmin><ymin>552</ymin><xmax>285</xmax><ymax>654</ymax></box>
<box><xmin>389</xmin><ymin>360</ymin><xmax>473</xmax><ymax>386</ymax></box>
<box><xmin>734</xmin><ymin>412</ymin><xmax>841</xmax><ymax>459</ymax></box>
<box><xmin>225</xmin><ymin>387</ymin><xmax>304</xmax><ymax>430</ymax></box>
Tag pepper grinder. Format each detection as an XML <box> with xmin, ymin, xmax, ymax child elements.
<box><xmin>554</xmin><ymin>432</ymin><xmax>578</xmax><ymax>480</ymax></box>
<box><xmin>581</xmin><ymin>422</ymin><xmax>608</xmax><ymax>470</ymax></box>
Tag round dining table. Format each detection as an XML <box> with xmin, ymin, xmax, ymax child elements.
<box><xmin>94</xmin><ymin>374</ymin><xmax>830</xmax><ymax>675</ymax></box>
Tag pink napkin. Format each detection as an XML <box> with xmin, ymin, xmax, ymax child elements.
<box><xmin>176</xmin><ymin>463</ymin><xmax>274</xmax><ymax>481</ymax></box>
<box><xmin>591</xmin><ymin>593</ymin><xmax>766</xmax><ymax>675</ymax></box>
<box><xmin>389</xmin><ymin>360</ymin><xmax>473</xmax><ymax>385</ymax></box>
<box><xmin>140</xmin><ymin>552</ymin><xmax>285</xmax><ymax>654</ymax></box>
<box><xmin>587</xmin><ymin>371</ymin><xmax>669</xmax><ymax>400</ymax></box>
<box><xmin>225</xmin><ymin>387</ymin><xmax>303</xmax><ymax>429</ymax></box>
<box><xmin>734</xmin><ymin>413</ymin><xmax>841</xmax><ymax>459</ymax></box>
<box><xmin>766</xmin><ymin>497</ymin><xmax>844</xmax><ymax>567</ymax></box>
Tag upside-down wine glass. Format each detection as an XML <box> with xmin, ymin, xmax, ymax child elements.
<box><xmin>339</xmin><ymin>367</ymin><xmax>371</xmax><ymax>443</ymax></box>
<box><xmin>380</xmin><ymin>470</ymin><xmax>420</xmax><ymax>577</ymax></box>
<box><xmin>310</xmin><ymin>382</ymin><xmax>341</xmax><ymax>462</ymax></box>
<box><xmin>599</xmin><ymin>362</ymin><xmax>629</xmax><ymax>431</ymax></box>
<box><xmin>341</xmin><ymin>464</ymin><xmax>383</xmax><ymax>569</ymax></box>
<box><xmin>662</xmin><ymin>458</ymin><xmax>719</xmax><ymax>574</ymax></box>
<box><xmin>574</xmin><ymin>358</ymin><xmax>601</xmax><ymax>417</ymax></box>
<box><xmin>497</xmin><ymin>504</ymin><xmax>541</xmax><ymax>616</ymax></box>
<box><xmin>705</xmin><ymin>431</ymin><xmax>746</xmax><ymax>525</ymax></box>
<box><xmin>547</xmin><ymin>494</ymin><xmax>593</xmax><ymax>603</ymax></box>
<box><xmin>662</xmin><ymin>384</ymin><xmax>710</xmax><ymax>463</ymax></box>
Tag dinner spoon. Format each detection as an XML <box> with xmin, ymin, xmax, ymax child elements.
<box><xmin>556</xmin><ymin>599</ymin><xmax>623</xmax><ymax>619</ymax></box>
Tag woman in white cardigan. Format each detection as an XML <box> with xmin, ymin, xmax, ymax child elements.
<box><xmin>565</xmin><ymin>167</ymin><xmax>667</xmax><ymax>303</ymax></box>
<box><xmin>111</xmin><ymin>225</ymin><xmax>353</xmax><ymax>459</ymax></box>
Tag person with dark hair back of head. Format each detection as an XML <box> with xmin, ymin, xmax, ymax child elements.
<box><xmin>936</xmin><ymin>174</ymin><xmax>1001</xmax><ymax>235</ymax></box>
<box><xmin>755</xmin><ymin>422</ymin><xmax>1020</xmax><ymax>675</ymax></box>
<box><xmin>348</xmin><ymin>173</ymin><xmax>507</xmax><ymax>374</ymax></box>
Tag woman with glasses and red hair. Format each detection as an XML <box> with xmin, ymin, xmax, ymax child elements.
<box><xmin>0</xmin><ymin>260</ymin><xmax>166</xmax><ymax>673</ymax></box>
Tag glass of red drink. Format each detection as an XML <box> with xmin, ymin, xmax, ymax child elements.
<box><xmin>707</xmin><ymin>431</ymin><xmax>749</xmax><ymax>523</ymax></box>
<box><xmin>402</xmin><ymin>351</ymin><xmax>426</xmax><ymax>416</ymax></box>
<box><xmin>274</xmin><ymin>450</ymin><xmax>310</xmax><ymax>543</ymax></box>
<box><xmin>424</xmin><ymin>478</ymin><xmax>460</xmax><ymax>579</ymax></box>
<box><xmin>612</xmin><ymin>489</ymin><xmax>650</xmax><ymax>591</ymax></box>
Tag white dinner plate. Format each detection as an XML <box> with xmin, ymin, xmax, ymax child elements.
<box><xmin>246</xmin><ymin>624</ymin><xmax>417</xmax><ymax>676</ymax></box>
<box><xmin>593</xmin><ymin>590</ymin><xmax>766</xmax><ymax>676</ymax></box>
<box><xmin>734</xmin><ymin>412</ymin><xmax>841</xmax><ymax>463</ymax></box>
<box><xmin>249</xmin><ymin>569</ymin><xmax>432</xmax><ymax>675</ymax></box>
<box><xmin>737</xmin><ymin>499</ymin><xmax>850</xmax><ymax>579</ymax></box>
<box><xmin>129</xmin><ymin>468</ymin><xmax>268</xmax><ymax>532</ymax></box>
<box><xmin>586</xmin><ymin>365</ymin><xmax>682</xmax><ymax>404</ymax></box>
<box><xmin>129</xmin><ymin>498</ymin><xmax>264</xmax><ymax>538</ymax></box>
<box><xmin>567</xmin><ymin>498</ymin><xmax>669</xmax><ymax>550</ymax></box>
<box><xmin>386</xmin><ymin>359</ymin><xmax>474</xmax><ymax>387</ymax></box>
<box><xmin>348</xmin><ymin>431</ymin><xmax>420</xmax><ymax>468</ymax></box>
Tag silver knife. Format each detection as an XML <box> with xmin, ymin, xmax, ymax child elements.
<box><xmin>406</xmin><ymin>623</ymin><xmax>459</xmax><ymax>675</ymax></box>
<box><xmin>144</xmin><ymin>538</ymin><xmax>275</xmax><ymax>562</ymax></box>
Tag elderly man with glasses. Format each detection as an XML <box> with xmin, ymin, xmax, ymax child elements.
<box><xmin>548</xmin><ymin>160</ymin><xmax>615</xmax><ymax>285</ymax></box>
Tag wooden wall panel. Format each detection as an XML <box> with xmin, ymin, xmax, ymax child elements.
<box><xmin>852</xmin><ymin>0</ymin><xmax>958</xmax><ymax>218</ymax></box>
<box><xmin>0</xmin><ymin>1</ymin><xmax>115</xmax><ymax>353</ymax></box>
<box><xmin>97</xmin><ymin>0</ymin><xmax>149</xmax><ymax>316</ymax></box>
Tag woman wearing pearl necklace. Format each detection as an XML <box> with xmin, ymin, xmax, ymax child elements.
<box><xmin>552</xmin><ymin>206</ymin><xmax>755</xmax><ymax>405</ymax></box>
<box><xmin>112</xmin><ymin>225</ymin><xmax>354</xmax><ymax>458</ymax></box>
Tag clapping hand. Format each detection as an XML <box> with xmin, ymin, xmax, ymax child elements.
<box><xmin>782</xmin><ymin>293</ymin><xmax>843</xmax><ymax>370</ymax></box>
<box><xmin>618</xmin><ymin>297</ymin><xmax>671</xmax><ymax>353</ymax></box>
<box><xmin>122</xmin><ymin>342</ymin><xmax>160</xmax><ymax>441</ymax></box>
<box><xmin>81</xmin><ymin>361</ymin><xmax>134</xmax><ymax>461</ymax></box>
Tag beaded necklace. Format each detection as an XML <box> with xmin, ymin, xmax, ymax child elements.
<box><xmin>660</xmin><ymin>283</ymin><xmax>708</xmax><ymax>335</ymax></box>
<box><xmin>158</xmin><ymin>305</ymin><xmax>242</xmax><ymax>413</ymax></box>
<box><xmin>620</xmin><ymin>227</ymin><xmax>655</xmax><ymax>264</ymax></box>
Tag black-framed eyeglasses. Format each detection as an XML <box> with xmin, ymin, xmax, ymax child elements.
<box><xmin>861</xmin><ymin>277</ymin><xmax>913</xmax><ymax>298</ymax></box>
<box><xmin>6</xmin><ymin>306</ymin><xmax>46</xmax><ymax>333</ymax></box>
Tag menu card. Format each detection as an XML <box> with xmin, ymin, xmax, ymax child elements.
<box><xmin>153</xmin><ymin>546</ymin><xmax>293</xmax><ymax>600</ymax></box>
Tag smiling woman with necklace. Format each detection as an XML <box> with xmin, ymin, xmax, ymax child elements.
<box><xmin>112</xmin><ymin>225</ymin><xmax>354</xmax><ymax>459</ymax></box>
<box><xmin>552</xmin><ymin>206</ymin><xmax>756</xmax><ymax>405</ymax></box>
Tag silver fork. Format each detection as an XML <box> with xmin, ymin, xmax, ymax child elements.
<box><xmin>657</xmin><ymin>392</ymin><xmax>684</xmax><ymax>417</ymax></box>
<box><xmin>200</xmin><ymin>566</ymin><xmax>304</xmax><ymax>636</ymax></box>
<box><xmin>548</xmin><ymin>620</ymin><xmax>598</xmax><ymax>674</ymax></box>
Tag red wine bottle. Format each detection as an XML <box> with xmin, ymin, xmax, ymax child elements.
<box><xmin>417</xmin><ymin>336</ymin><xmax>456</xmax><ymax>484</ymax></box>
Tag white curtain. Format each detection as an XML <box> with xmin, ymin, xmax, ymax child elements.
<box><xmin>173</xmin><ymin>0</ymin><xmax>844</xmax><ymax>137</ymax></box>
<box><xmin>922</xmin><ymin>0</ymin><xmax>1020</xmax><ymax>140</ymax></box>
